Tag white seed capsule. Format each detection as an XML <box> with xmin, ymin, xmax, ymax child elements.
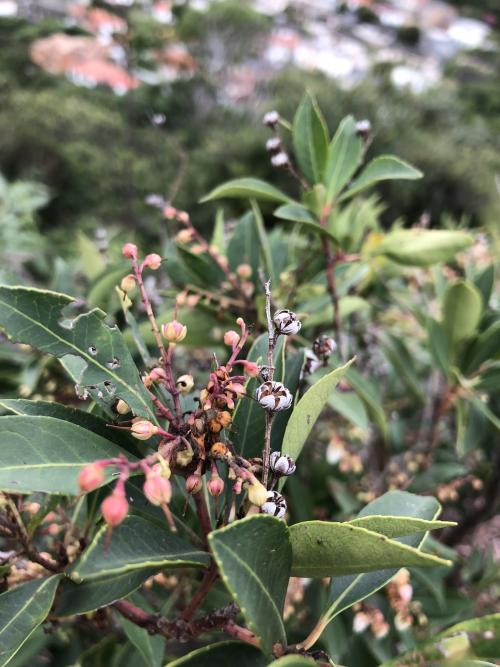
<box><xmin>303</xmin><ymin>349</ymin><xmax>321</xmax><ymax>376</ymax></box>
<box><xmin>255</xmin><ymin>381</ymin><xmax>293</xmax><ymax>411</ymax></box>
<box><xmin>261</xmin><ymin>490</ymin><xmax>287</xmax><ymax>519</ymax></box>
<box><xmin>263</xmin><ymin>110</ymin><xmax>280</xmax><ymax>127</ymax></box>
<box><xmin>270</xmin><ymin>451</ymin><xmax>296</xmax><ymax>476</ymax></box>
<box><xmin>355</xmin><ymin>119</ymin><xmax>371</xmax><ymax>136</ymax></box>
<box><xmin>271</xmin><ymin>151</ymin><xmax>289</xmax><ymax>168</ymax></box>
<box><xmin>266</xmin><ymin>136</ymin><xmax>281</xmax><ymax>152</ymax></box>
<box><xmin>273</xmin><ymin>309</ymin><xmax>301</xmax><ymax>335</ymax></box>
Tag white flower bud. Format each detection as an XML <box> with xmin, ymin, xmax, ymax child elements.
<box><xmin>263</xmin><ymin>110</ymin><xmax>279</xmax><ymax>126</ymax></box>
<box><xmin>270</xmin><ymin>451</ymin><xmax>296</xmax><ymax>476</ymax></box>
<box><xmin>255</xmin><ymin>381</ymin><xmax>293</xmax><ymax>411</ymax></box>
<box><xmin>261</xmin><ymin>490</ymin><xmax>287</xmax><ymax>519</ymax></box>
<box><xmin>271</xmin><ymin>151</ymin><xmax>289</xmax><ymax>168</ymax></box>
<box><xmin>266</xmin><ymin>136</ymin><xmax>281</xmax><ymax>152</ymax></box>
<box><xmin>273</xmin><ymin>308</ymin><xmax>301</xmax><ymax>335</ymax></box>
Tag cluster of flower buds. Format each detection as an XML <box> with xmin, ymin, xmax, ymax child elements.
<box><xmin>199</xmin><ymin>366</ymin><xmax>246</xmax><ymax>411</ymax></box>
<box><xmin>270</xmin><ymin>451</ymin><xmax>296</xmax><ymax>476</ymax></box>
<box><xmin>386</xmin><ymin>568</ymin><xmax>418</xmax><ymax>632</ymax></box>
<box><xmin>256</xmin><ymin>381</ymin><xmax>293</xmax><ymax>412</ymax></box>
<box><xmin>261</xmin><ymin>490</ymin><xmax>287</xmax><ymax>520</ymax></box>
<box><xmin>273</xmin><ymin>309</ymin><xmax>302</xmax><ymax>336</ymax></box>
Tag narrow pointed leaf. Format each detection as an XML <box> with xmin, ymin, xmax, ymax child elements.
<box><xmin>70</xmin><ymin>515</ymin><xmax>209</xmax><ymax>582</ymax></box>
<box><xmin>373</xmin><ymin>229</ymin><xmax>473</xmax><ymax>266</ymax></box>
<box><xmin>273</xmin><ymin>205</ymin><xmax>338</xmax><ymax>243</ymax></box>
<box><xmin>0</xmin><ymin>415</ymin><xmax>134</xmax><ymax>494</ymax></box>
<box><xmin>281</xmin><ymin>359</ymin><xmax>355</xmax><ymax>464</ymax></box>
<box><xmin>168</xmin><ymin>641</ymin><xmax>268</xmax><ymax>666</ymax></box>
<box><xmin>54</xmin><ymin>569</ymin><xmax>158</xmax><ymax>616</ymax></box>
<box><xmin>339</xmin><ymin>155</ymin><xmax>422</xmax><ymax>201</ymax></box>
<box><xmin>208</xmin><ymin>515</ymin><xmax>292</xmax><ymax>655</ymax></box>
<box><xmin>0</xmin><ymin>286</ymin><xmax>153</xmax><ymax>418</ymax></box>
<box><xmin>201</xmin><ymin>178</ymin><xmax>292</xmax><ymax>204</ymax></box>
<box><xmin>293</xmin><ymin>92</ymin><xmax>329</xmax><ymax>183</ymax></box>
<box><xmin>0</xmin><ymin>575</ymin><xmax>61</xmax><ymax>667</ymax></box>
<box><xmin>347</xmin><ymin>516</ymin><xmax>455</xmax><ymax>537</ymax></box>
<box><xmin>323</xmin><ymin>116</ymin><xmax>363</xmax><ymax>203</ymax></box>
<box><xmin>289</xmin><ymin>520</ymin><xmax>451</xmax><ymax>578</ymax></box>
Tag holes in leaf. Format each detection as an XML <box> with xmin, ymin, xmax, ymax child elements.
<box><xmin>88</xmin><ymin>345</ymin><xmax>98</xmax><ymax>356</ymax></box>
<box><xmin>106</xmin><ymin>356</ymin><xmax>120</xmax><ymax>369</ymax></box>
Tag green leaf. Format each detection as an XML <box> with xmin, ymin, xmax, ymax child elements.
<box><xmin>327</xmin><ymin>390</ymin><xmax>369</xmax><ymax>432</ymax></box>
<box><xmin>323</xmin><ymin>116</ymin><xmax>363</xmax><ymax>203</ymax></box>
<box><xmin>0</xmin><ymin>575</ymin><xmax>61</xmax><ymax>667</ymax></box>
<box><xmin>118</xmin><ymin>595</ymin><xmax>164</xmax><ymax>667</ymax></box>
<box><xmin>201</xmin><ymin>178</ymin><xmax>292</xmax><ymax>205</ymax></box>
<box><xmin>251</xmin><ymin>199</ymin><xmax>274</xmax><ymax>283</ymax></box>
<box><xmin>339</xmin><ymin>155</ymin><xmax>422</xmax><ymax>201</ymax></box>
<box><xmin>292</xmin><ymin>92</ymin><xmax>329</xmax><ymax>183</ymax></box>
<box><xmin>208</xmin><ymin>515</ymin><xmax>292</xmax><ymax>655</ymax></box>
<box><xmin>0</xmin><ymin>415</ymin><xmax>133</xmax><ymax>494</ymax></box>
<box><xmin>231</xmin><ymin>333</ymin><xmax>284</xmax><ymax>459</ymax></box>
<box><xmin>281</xmin><ymin>359</ymin><xmax>355</xmax><ymax>464</ymax></box>
<box><xmin>325</xmin><ymin>492</ymin><xmax>444</xmax><ymax>622</ymax></box>
<box><xmin>271</xmin><ymin>349</ymin><xmax>306</xmax><ymax>452</ymax></box>
<box><xmin>70</xmin><ymin>515</ymin><xmax>209</xmax><ymax>582</ymax></box>
<box><xmin>347</xmin><ymin>515</ymin><xmax>454</xmax><ymax>537</ymax></box>
<box><xmin>0</xmin><ymin>286</ymin><xmax>154</xmax><ymax>419</ymax></box>
<box><xmin>77</xmin><ymin>232</ymin><xmax>106</xmax><ymax>280</ymax></box>
<box><xmin>168</xmin><ymin>641</ymin><xmax>267</xmax><ymax>667</ymax></box>
<box><xmin>273</xmin><ymin>205</ymin><xmax>339</xmax><ymax>243</ymax></box>
<box><xmin>289</xmin><ymin>520</ymin><xmax>451</xmax><ymax>578</ymax></box>
<box><xmin>345</xmin><ymin>366</ymin><xmax>387</xmax><ymax>439</ymax></box>
<box><xmin>463</xmin><ymin>321</ymin><xmax>500</xmax><ymax>374</ymax></box>
<box><xmin>0</xmin><ymin>399</ymin><xmax>137</xmax><ymax>452</ymax></box>
<box><xmin>427</xmin><ymin>318</ymin><xmax>450</xmax><ymax>376</ymax></box>
<box><xmin>442</xmin><ymin>279</ymin><xmax>483</xmax><ymax>346</ymax></box>
<box><xmin>54</xmin><ymin>569</ymin><xmax>158</xmax><ymax>617</ymax></box>
<box><xmin>373</xmin><ymin>229</ymin><xmax>473</xmax><ymax>266</ymax></box>
<box><xmin>227</xmin><ymin>211</ymin><xmax>261</xmax><ymax>279</ymax></box>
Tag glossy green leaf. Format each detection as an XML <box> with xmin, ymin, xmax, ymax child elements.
<box><xmin>208</xmin><ymin>515</ymin><xmax>292</xmax><ymax>655</ymax></box>
<box><xmin>373</xmin><ymin>229</ymin><xmax>473</xmax><ymax>266</ymax></box>
<box><xmin>54</xmin><ymin>569</ymin><xmax>157</xmax><ymax>617</ymax></box>
<box><xmin>327</xmin><ymin>390</ymin><xmax>369</xmax><ymax>432</ymax></box>
<box><xmin>273</xmin><ymin>204</ymin><xmax>338</xmax><ymax>243</ymax></box>
<box><xmin>271</xmin><ymin>349</ymin><xmax>306</xmax><ymax>452</ymax></box>
<box><xmin>118</xmin><ymin>595</ymin><xmax>164</xmax><ymax>667</ymax></box>
<box><xmin>227</xmin><ymin>211</ymin><xmax>261</xmax><ymax>279</ymax></box>
<box><xmin>442</xmin><ymin>279</ymin><xmax>483</xmax><ymax>345</ymax></box>
<box><xmin>292</xmin><ymin>92</ymin><xmax>329</xmax><ymax>183</ymax></box>
<box><xmin>339</xmin><ymin>155</ymin><xmax>422</xmax><ymax>201</ymax></box>
<box><xmin>323</xmin><ymin>116</ymin><xmax>363</xmax><ymax>203</ymax></box>
<box><xmin>427</xmin><ymin>317</ymin><xmax>450</xmax><ymax>376</ymax></box>
<box><xmin>289</xmin><ymin>520</ymin><xmax>450</xmax><ymax>578</ymax></box>
<box><xmin>281</xmin><ymin>359</ymin><xmax>355</xmax><ymax>463</ymax></box>
<box><xmin>201</xmin><ymin>178</ymin><xmax>292</xmax><ymax>205</ymax></box>
<box><xmin>463</xmin><ymin>321</ymin><xmax>500</xmax><ymax>374</ymax></box>
<box><xmin>0</xmin><ymin>399</ymin><xmax>137</xmax><ymax>451</ymax></box>
<box><xmin>345</xmin><ymin>366</ymin><xmax>388</xmax><ymax>439</ymax></box>
<box><xmin>0</xmin><ymin>286</ymin><xmax>154</xmax><ymax>418</ymax></box>
<box><xmin>70</xmin><ymin>515</ymin><xmax>209</xmax><ymax>582</ymax></box>
<box><xmin>0</xmin><ymin>415</ymin><xmax>133</xmax><ymax>494</ymax></box>
<box><xmin>325</xmin><ymin>492</ymin><xmax>444</xmax><ymax>624</ymax></box>
<box><xmin>0</xmin><ymin>575</ymin><xmax>61</xmax><ymax>667</ymax></box>
<box><xmin>168</xmin><ymin>641</ymin><xmax>267</xmax><ymax>667</ymax></box>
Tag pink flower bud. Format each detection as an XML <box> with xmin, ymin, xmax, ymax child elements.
<box><xmin>163</xmin><ymin>205</ymin><xmax>177</xmax><ymax>219</ymax></box>
<box><xmin>185</xmin><ymin>473</ymin><xmax>202</xmax><ymax>494</ymax></box>
<box><xmin>131</xmin><ymin>420</ymin><xmax>159</xmax><ymax>440</ymax></box>
<box><xmin>143</xmin><ymin>253</ymin><xmax>162</xmax><ymax>270</ymax></box>
<box><xmin>101</xmin><ymin>490</ymin><xmax>128</xmax><ymax>527</ymax></box>
<box><xmin>161</xmin><ymin>320</ymin><xmax>187</xmax><ymax>344</ymax></box>
<box><xmin>241</xmin><ymin>361</ymin><xmax>260</xmax><ymax>377</ymax></box>
<box><xmin>143</xmin><ymin>473</ymin><xmax>172</xmax><ymax>506</ymax></box>
<box><xmin>228</xmin><ymin>382</ymin><xmax>246</xmax><ymax>397</ymax></box>
<box><xmin>120</xmin><ymin>274</ymin><xmax>136</xmax><ymax>293</ymax></box>
<box><xmin>207</xmin><ymin>474</ymin><xmax>224</xmax><ymax>497</ymax></box>
<box><xmin>150</xmin><ymin>367</ymin><xmax>167</xmax><ymax>382</ymax></box>
<box><xmin>224</xmin><ymin>330</ymin><xmax>240</xmax><ymax>347</ymax></box>
<box><xmin>122</xmin><ymin>243</ymin><xmax>138</xmax><ymax>259</ymax></box>
<box><xmin>236</xmin><ymin>263</ymin><xmax>252</xmax><ymax>279</ymax></box>
<box><xmin>78</xmin><ymin>463</ymin><xmax>105</xmax><ymax>492</ymax></box>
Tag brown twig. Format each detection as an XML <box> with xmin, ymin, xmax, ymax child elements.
<box><xmin>181</xmin><ymin>563</ymin><xmax>218</xmax><ymax>621</ymax></box>
<box><xmin>262</xmin><ymin>279</ymin><xmax>276</xmax><ymax>488</ymax></box>
<box><xmin>193</xmin><ymin>492</ymin><xmax>212</xmax><ymax>546</ymax></box>
<box><xmin>319</xmin><ymin>208</ymin><xmax>342</xmax><ymax>359</ymax></box>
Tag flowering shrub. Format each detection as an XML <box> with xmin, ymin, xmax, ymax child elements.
<box><xmin>0</xmin><ymin>94</ymin><xmax>498</xmax><ymax>666</ymax></box>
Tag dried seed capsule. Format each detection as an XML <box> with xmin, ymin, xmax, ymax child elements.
<box><xmin>269</xmin><ymin>451</ymin><xmax>296</xmax><ymax>476</ymax></box>
<box><xmin>271</xmin><ymin>151</ymin><xmax>289</xmax><ymax>168</ymax></box>
<box><xmin>355</xmin><ymin>119</ymin><xmax>371</xmax><ymax>138</ymax></box>
<box><xmin>176</xmin><ymin>374</ymin><xmax>194</xmax><ymax>394</ymax></box>
<box><xmin>312</xmin><ymin>335</ymin><xmax>337</xmax><ymax>361</ymax></box>
<box><xmin>303</xmin><ymin>349</ymin><xmax>321</xmax><ymax>376</ymax></box>
<box><xmin>266</xmin><ymin>136</ymin><xmax>281</xmax><ymax>152</ymax></box>
<box><xmin>263</xmin><ymin>110</ymin><xmax>280</xmax><ymax>127</ymax></box>
<box><xmin>261</xmin><ymin>490</ymin><xmax>287</xmax><ymax>519</ymax></box>
<box><xmin>273</xmin><ymin>309</ymin><xmax>301</xmax><ymax>335</ymax></box>
<box><xmin>255</xmin><ymin>381</ymin><xmax>293</xmax><ymax>411</ymax></box>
